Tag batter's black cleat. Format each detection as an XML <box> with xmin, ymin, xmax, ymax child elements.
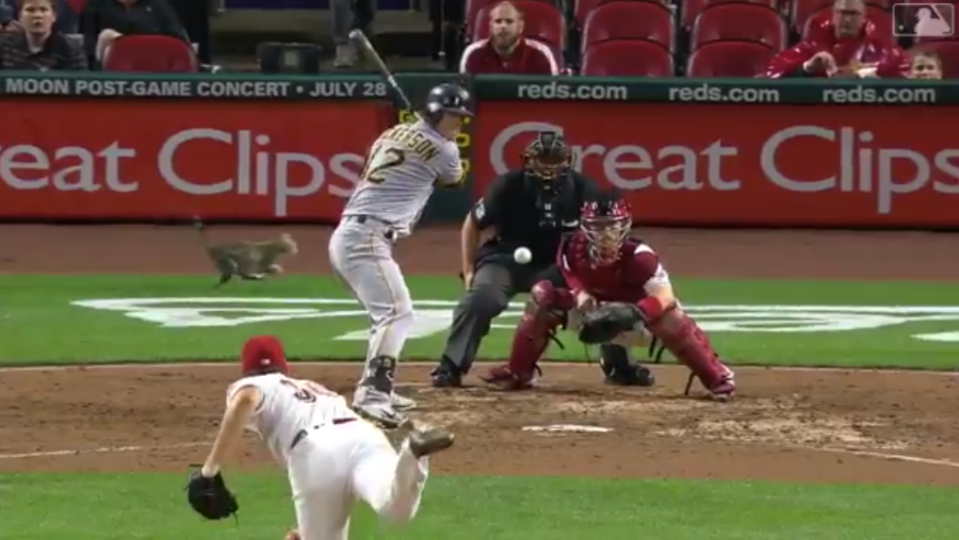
<box><xmin>430</xmin><ymin>360</ymin><xmax>463</xmax><ymax>388</ymax></box>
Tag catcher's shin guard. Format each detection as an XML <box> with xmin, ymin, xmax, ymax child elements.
<box><xmin>481</xmin><ymin>281</ymin><xmax>574</xmax><ymax>390</ymax></box>
<box><xmin>646</xmin><ymin>309</ymin><xmax>734</xmax><ymax>398</ymax></box>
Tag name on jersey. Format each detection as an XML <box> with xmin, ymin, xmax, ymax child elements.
<box><xmin>387</xmin><ymin>125</ymin><xmax>441</xmax><ymax>162</ymax></box>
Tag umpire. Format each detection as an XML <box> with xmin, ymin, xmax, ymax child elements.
<box><xmin>430</xmin><ymin>131</ymin><xmax>598</xmax><ymax>387</ymax></box>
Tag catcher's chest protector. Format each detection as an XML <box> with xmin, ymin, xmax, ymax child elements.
<box><xmin>566</xmin><ymin>236</ymin><xmax>648</xmax><ymax>302</ymax></box>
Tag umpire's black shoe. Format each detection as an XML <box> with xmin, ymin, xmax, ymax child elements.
<box><xmin>605</xmin><ymin>365</ymin><xmax>656</xmax><ymax>387</ymax></box>
<box><xmin>431</xmin><ymin>360</ymin><xmax>463</xmax><ymax>388</ymax></box>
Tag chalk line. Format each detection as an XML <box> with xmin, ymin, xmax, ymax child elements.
<box><xmin>0</xmin><ymin>441</ymin><xmax>210</xmax><ymax>460</ymax></box>
<box><xmin>809</xmin><ymin>447</ymin><xmax>959</xmax><ymax>469</ymax></box>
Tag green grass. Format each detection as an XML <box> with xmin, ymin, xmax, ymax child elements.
<box><xmin>1</xmin><ymin>473</ymin><xmax>957</xmax><ymax>540</ymax></box>
<box><xmin>2</xmin><ymin>275</ymin><xmax>959</xmax><ymax>368</ymax></box>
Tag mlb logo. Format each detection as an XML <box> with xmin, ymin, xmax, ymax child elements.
<box><xmin>893</xmin><ymin>3</ymin><xmax>955</xmax><ymax>37</ymax></box>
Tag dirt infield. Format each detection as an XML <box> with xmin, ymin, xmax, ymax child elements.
<box><xmin>1</xmin><ymin>225</ymin><xmax>959</xmax><ymax>485</ymax></box>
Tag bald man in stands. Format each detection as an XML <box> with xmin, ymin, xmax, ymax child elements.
<box><xmin>459</xmin><ymin>1</ymin><xmax>559</xmax><ymax>75</ymax></box>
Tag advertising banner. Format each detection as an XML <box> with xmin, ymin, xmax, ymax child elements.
<box><xmin>0</xmin><ymin>99</ymin><xmax>386</xmax><ymax>221</ymax></box>
<box><xmin>470</xmin><ymin>101</ymin><xmax>959</xmax><ymax>228</ymax></box>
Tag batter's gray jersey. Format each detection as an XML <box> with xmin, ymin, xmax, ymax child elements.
<box><xmin>342</xmin><ymin>120</ymin><xmax>463</xmax><ymax>236</ymax></box>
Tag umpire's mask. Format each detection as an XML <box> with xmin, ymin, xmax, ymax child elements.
<box><xmin>523</xmin><ymin>131</ymin><xmax>572</xmax><ymax>183</ymax></box>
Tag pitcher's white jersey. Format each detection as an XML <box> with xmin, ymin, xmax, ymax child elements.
<box><xmin>226</xmin><ymin>373</ymin><xmax>357</xmax><ymax>466</ymax></box>
<box><xmin>342</xmin><ymin>119</ymin><xmax>463</xmax><ymax>236</ymax></box>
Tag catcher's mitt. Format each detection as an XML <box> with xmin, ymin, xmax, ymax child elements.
<box><xmin>578</xmin><ymin>302</ymin><xmax>644</xmax><ymax>344</ymax></box>
<box><xmin>186</xmin><ymin>469</ymin><xmax>239</xmax><ymax>520</ymax></box>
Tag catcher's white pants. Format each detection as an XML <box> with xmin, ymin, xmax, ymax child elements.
<box><xmin>287</xmin><ymin>420</ymin><xmax>430</xmax><ymax>540</ymax></box>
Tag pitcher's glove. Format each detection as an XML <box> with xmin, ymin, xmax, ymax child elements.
<box><xmin>186</xmin><ymin>469</ymin><xmax>239</xmax><ymax>520</ymax></box>
<box><xmin>578</xmin><ymin>302</ymin><xmax>644</xmax><ymax>344</ymax></box>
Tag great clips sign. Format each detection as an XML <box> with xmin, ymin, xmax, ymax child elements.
<box><xmin>470</xmin><ymin>102</ymin><xmax>959</xmax><ymax>228</ymax></box>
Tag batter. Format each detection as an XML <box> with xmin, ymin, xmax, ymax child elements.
<box><xmin>190</xmin><ymin>335</ymin><xmax>455</xmax><ymax>540</ymax></box>
<box><xmin>328</xmin><ymin>82</ymin><xmax>472</xmax><ymax>427</ymax></box>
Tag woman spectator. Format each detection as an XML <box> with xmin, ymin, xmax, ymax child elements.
<box><xmin>908</xmin><ymin>50</ymin><xmax>943</xmax><ymax>80</ymax></box>
<box><xmin>80</xmin><ymin>0</ymin><xmax>188</xmax><ymax>67</ymax></box>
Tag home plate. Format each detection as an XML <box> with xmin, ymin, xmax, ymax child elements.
<box><xmin>522</xmin><ymin>424</ymin><xmax>613</xmax><ymax>433</ymax></box>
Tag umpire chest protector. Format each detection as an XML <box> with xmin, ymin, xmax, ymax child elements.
<box><xmin>483</xmin><ymin>170</ymin><xmax>592</xmax><ymax>262</ymax></box>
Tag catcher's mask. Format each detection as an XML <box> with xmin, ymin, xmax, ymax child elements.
<box><xmin>522</xmin><ymin>130</ymin><xmax>572</xmax><ymax>182</ymax></box>
<box><xmin>581</xmin><ymin>193</ymin><xmax>632</xmax><ymax>265</ymax></box>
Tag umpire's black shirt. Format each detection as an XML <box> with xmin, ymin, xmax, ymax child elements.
<box><xmin>470</xmin><ymin>170</ymin><xmax>601</xmax><ymax>268</ymax></box>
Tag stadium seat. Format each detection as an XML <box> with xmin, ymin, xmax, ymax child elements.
<box><xmin>102</xmin><ymin>35</ymin><xmax>199</xmax><ymax>73</ymax></box>
<box><xmin>691</xmin><ymin>3</ymin><xmax>787</xmax><ymax>51</ymax></box>
<box><xmin>573</xmin><ymin>0</ymin><xmax>670</xmax><ymax>28</ymax></box>
<box><xmin>473</xmin><ymin>0</ymin><xmax>566</xmax><ymax>51</ymax></box>
<box><xmin>790</xmin><ymin>0</ymin><xmax>833</xmax><ymax>33</ymax></box>
<box><xmin>912</xmin><ymin>41</ymin><xmax>959</xmax><ymax>76</ymax></box>
<box><xmin>580</xmin><ymin>1</ymin><xmax>674</xmax><ymax>53</ymax></box>
<box><xmin>65</xmin><ymin>0</ymin><xmax>87</xmax><ymax>12</ymax></box>
<box><xmin>580</xmin><ymin>39</ymin><xmax>674</xmax><ymax>75</ymax></box>
<box><xmin>682</xmin><ymin>0</ymin><xmax>778</xmax><ymax>29</ymax></box>
<box><xmin>686</xmin><ymin>40</ymin><xmax>775</xmax><ymax>76</ymax></box>
<box><xmin>802</xmin><ymin>5</ymin><xmax>894</xmax><ymax>41</ymax></box>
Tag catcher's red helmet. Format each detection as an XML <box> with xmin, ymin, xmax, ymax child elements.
<box><xmin>581</xmin><ymin>190</ymin><xmax>632</xmax><ymax>265</ymax></box>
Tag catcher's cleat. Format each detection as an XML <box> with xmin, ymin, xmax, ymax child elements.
<box><xmin>479</xmin><ymin>363</ymin><xmax>535</xmax><ymax>391</ymax></box>
<box><xmin>706</xmin><ymin>377</ymin><xmax>736</xmax><ymax>402</ymax></box>
<box><xmin>408</xmin><ymin>424</ymin><xmax>455</xmax><ymax>458</ymax></box>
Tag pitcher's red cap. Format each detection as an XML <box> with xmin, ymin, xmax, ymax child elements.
<box><xmin>240</xmin><ymin>335</ymin><xmax>290</xmax><ymax>375</ymax></box>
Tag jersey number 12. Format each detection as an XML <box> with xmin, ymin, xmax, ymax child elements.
<box><xmin>360</xmin><ymin>144</ymin><xmax>406</xmax><ymax>184</ymax></box>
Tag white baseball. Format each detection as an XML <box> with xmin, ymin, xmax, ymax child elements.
<box><xmin>513</xmin><ymin>247</ymin><xmax>532</xmax><ymax>265</ymax></box>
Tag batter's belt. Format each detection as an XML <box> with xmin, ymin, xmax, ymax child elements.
<box><xmin>341</xmin><ymin>215</ymin><xmax>398</xmax><ymax>242</ymax></box>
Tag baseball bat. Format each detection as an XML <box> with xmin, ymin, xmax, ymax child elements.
<box><xmin>348</xmin><ymin>29</ymin><xmax>418</xmax><ymax>116</ymax></box>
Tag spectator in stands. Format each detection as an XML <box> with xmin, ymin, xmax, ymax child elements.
<box><xmin>908</xmin><ymin>50</ymin><xmax>943</xmax><ymax>79</ymax></box>
<box><xmin>331</xmin><ymin>0</ymin><xmax>373</xmax><ymax>68</ymax></box>
<box><xmin>80</xmin><ymin>0</ymin><xmax>189</xmax><ymax>67</ymax></box>
<box><xmin>764</xmin><ymin>0</ymin><xmax>908</xmax><ymax>78</ymax></box>
<box><xmin>0</xmin><ymin>0</ymin><xmax>87</xmax><ymax>69</ymax></box>
<box><xmin>459</xmin><ymin>1</ymin><xmax>558</xmax><ymax>75</ymax></box>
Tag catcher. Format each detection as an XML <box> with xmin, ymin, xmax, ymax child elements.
<box><xmin>480</xmin><ymin>190</ymin><xmax>736</xmax><ymax>401</ymax></box>
<box><xmin>186</xmin><ymin>335</ymin><xmax>454</xmax><ymax>538</ymax></box>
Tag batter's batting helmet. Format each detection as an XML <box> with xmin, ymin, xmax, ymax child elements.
<box><xmin>422</xmin><ymin>83</ymin><xmax>473</xmax><ymax>124</ymax></box>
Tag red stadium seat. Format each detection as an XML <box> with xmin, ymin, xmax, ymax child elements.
<box><xmin>473</xmin><ymin>0</ymin><xmax>566</xmax><ymax>50</ymax></box>
<box><xmin>691</xmin><ymin>3</ymin><xmax>787</xmax><ymax>51</ymax></box>
<box><xmin>686</xmin><ymin>41</ymin><xmax>776</xmax><ymax>76</ymax></box>
<box><xmin>682</xmin><ymin>0</ymin><xmax>778</xmax><ymax>29</ymax></box>
<box><xmin>912</xmin><ymin>41</ymin><xmax>959</xmax><ymax>76</ymax></box>
<box><xmin>574</xmin><ymin>0</ymin><xmax>670</xmax><ymax>27</ymax></box>
<box><xmin>102</xmin><ymin>35</ymin><xmax>199</xmax><ymax>73</ymax></box>
<box><xmin>802</xmin><ymin>5</ymin><xmax>894</xmax><ymax>40</ymax></box>
<box><xmin>580</xmin><ymin>1</ymin><xmax>674</xmax><ymax>53</ymax></box>
<box><xmin>580</xmin><ymin>40</ymin><xmax>675</xmax><ymax>75</ymax></box>
<box><xmin>791</xmin><ymin>0</ymin><xmax>833</xmax><ymax>33</ymax></box>
<box><xmin>65</xmin><ymin>0</ymin><xmax>87</xmax><ymax>12</ymax></box>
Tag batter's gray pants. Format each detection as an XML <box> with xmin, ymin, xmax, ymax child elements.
<box><xmin>328</xmin><ymin>217</ymin><xmax>414</xmax><ymax>400</ymax></box>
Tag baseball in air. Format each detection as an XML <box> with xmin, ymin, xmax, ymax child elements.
<box><xmin>513</xmin><ymin>247</ymin><xmax>533</xmax><ymax>265</ymax></box>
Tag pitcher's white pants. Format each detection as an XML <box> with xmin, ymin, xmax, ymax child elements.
<box><xmin>287</xmin><ymin>420</ymin><xmax>429</xmax><ymax>540</ymax></box>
